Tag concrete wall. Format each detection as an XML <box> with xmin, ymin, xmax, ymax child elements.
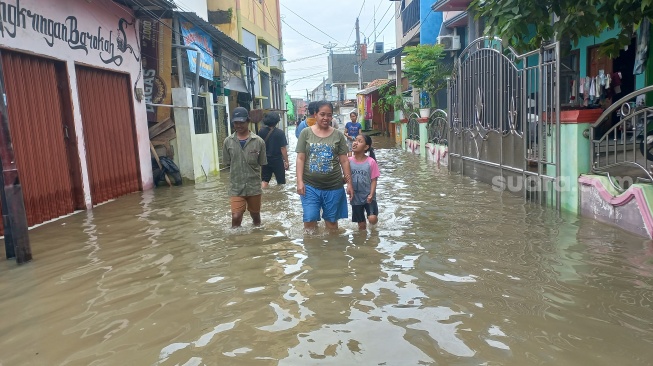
<box><xmin>0</xmin><ymin>0</ymin><xmax>153</xmax><ymax>207</ymax></box>
<box><xmin>172</xmin><ymin>89</ymin><xmax>221</xmax><ymax>181</ymax></box>
<box><xmin>420</xmin><ymin>0</ymin><xmax>442</xmax><ymax>45</ymax></box>
<box><xmin>580</xmin><ymin>175</ymin><xmax>653</xmax><ymax>238</ymax></box>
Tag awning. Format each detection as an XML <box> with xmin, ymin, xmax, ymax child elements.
<box><xmin>377</xmin><ymin>46</ymin><xmax>405</xmax><ymax>65</ymax></box>
<box><xmin>224</xmin><ymin>76</ymin><xmax>248</xmax><ymax>93</ymax></box>
<box><xmin>444</xmin><ymin>11</ymin><xmax>469</xmax><ymax>28</ymax></box>
<box><xmin>114</xmin><ymin>0</ymin><xmax>176</xmax><ymax>9</ymax></box>
<box><xmin>177</xmin><ymin>12</ymin><xmax>259</xmax><ymax>60</ymax></box>
<box><xmin>357</xmin><ymin>79</ymin><xmax>394</xmax><ymax>95</ymax></box>
<box><xmin>431</xmin><ymin>0</ymin><xmax>472</xmax><ymax>12</ymax></box>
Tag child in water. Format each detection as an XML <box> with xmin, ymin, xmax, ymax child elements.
<box><xmin>349</xmin><ymin>134</ymin><xmax>379</xmax><ymax>230</ymax></box>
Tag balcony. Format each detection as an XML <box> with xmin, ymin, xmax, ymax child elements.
<box><xmin>401</xmin><ymin>0</ymin><xmax>420</xmax><ymax>36</ymax></box>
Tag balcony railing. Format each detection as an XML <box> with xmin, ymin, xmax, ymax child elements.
<box><xmin>401</xmin><ymin>0</ymin><xmax>420</xmax><ymax>36</ymax></box>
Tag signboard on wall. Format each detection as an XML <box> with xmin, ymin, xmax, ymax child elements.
<box><xmin>0</xmin><ymin>0</ymin><xmax>141</xmax><ymax>67</ymax></box>
<box><xmin>140</xmin><ymin>18</ymin><xmax>173</xmax><ymax>122</ymax></box>
<box><xmin>180</xmin><ymin>22</ymin><xmax>214</xmax><ymax>80</ymax></box>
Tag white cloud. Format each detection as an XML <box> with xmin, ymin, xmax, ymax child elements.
<box><xmin>280</xmin><ymin>0</ymin><xmax>398</xmax><ymax>98</ymax></box>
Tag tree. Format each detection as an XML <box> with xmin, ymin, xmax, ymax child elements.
<box><xmin>470</xmin><ymin>0</ymin><xmax>653</xmax><ymax>57</ymax></box>
<box><xmin>402</xmin><ymin>44</ymin><xmax>452</xmax><ymax>108</ymax></box>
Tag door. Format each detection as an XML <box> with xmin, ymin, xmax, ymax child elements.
<box><xmin>75</xmin><ymin>66</ymin><xmax>141</xmax><ymax>205</ymax></box>
<box><xmin>0</xmin><ymin>50</ymin><xmax>83</xmax><ymax>232</ymax></box>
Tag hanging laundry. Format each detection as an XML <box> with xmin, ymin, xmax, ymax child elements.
<box><xmin>579</xmin><ymin>77</ymin><xmax>585</xmax><ymax>94</ymax></box>
<box><xmin>605</xmin><ymin>73</ymin><xmax>611</xmax><ymax>89</ymax></box>
<box><xmin>611</xmin><ymin>72</ymin><xmax>622</xmax><ymax>95</ymax></box>
<box><xmin>571</xmin><ymin>80</ymin><xmax>577</xmax><ymax>102</ymax></box>
<box><xmin>634</xmin><ymin>19</ymin><xmax>650</xmax><ymax>75</ymax></box>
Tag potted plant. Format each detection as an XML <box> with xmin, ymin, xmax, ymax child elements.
<box><xmin>375</xmin><ymin>84</ymin><xmax>411</xmax><ymax>121</ymax></box>
<box><xmin>403</xmin><ymin>44</ymin><xmax>451</xmax><ymax>118</ymax></box>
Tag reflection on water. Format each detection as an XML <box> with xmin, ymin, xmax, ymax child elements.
<box><xmin>1</xmin><ymin>134</ymin><xmax>653</xmax><ymax>365</ymax></box>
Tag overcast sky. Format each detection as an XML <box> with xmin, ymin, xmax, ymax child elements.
<box><xmin>280</xmin><ymin>0</ymin><xmax>398</xmax><ymax>99</ymax></box>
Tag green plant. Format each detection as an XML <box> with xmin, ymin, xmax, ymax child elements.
<box><xmin>402</xmin><ymin>44</ymin><xmax>451</xmax><ymax>109</ymax></box>
<box><xmin>470</xmin><ymin>0</ymin><xmax>652</xmax><ymax>57</ymax></box>
<box><xmin>374</xmin><ymin>84</ymin><xmax>414</xmax><ymax>119</ymax></box>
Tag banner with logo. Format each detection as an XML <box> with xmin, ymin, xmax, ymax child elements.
<box><xmin>180</xmin><ymin>22</ymin><xmax>214</xmax><ymax>80</ymax></box>
<box><xmin>140</xmin><ymin>18</ymin><xmax>173</xmax><ymax>122</ymax></box>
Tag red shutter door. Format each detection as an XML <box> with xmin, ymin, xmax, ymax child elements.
<box><xmin>75</xmin><ymin>66</ymin><xmax>141</xmax><ymax>205</ymax></box>
<box><xmin>0</xmin><ymin>50</ymin><xmax>81</xmax><ymax>231</ymax></box>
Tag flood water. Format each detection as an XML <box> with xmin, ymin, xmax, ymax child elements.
<box><xmin>2</xmin><ymin>132</ymin><xmax>653</xmax><ymax>365</ymax></box>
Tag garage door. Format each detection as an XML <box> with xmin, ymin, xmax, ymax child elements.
<box><xmin>75</xmin><ymin>66</ymin><xmax>141</xmax><ymax>205</ymax></box>
<box><xmin>0</xmin><ymin>50</ymin><xmax>83</xmax><ymax>233</ymax></box>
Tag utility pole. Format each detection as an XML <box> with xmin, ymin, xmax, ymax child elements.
<box><xmin>0</xmin><ymin>51</ymin><xmax>31</xmax><ymax>264</ymax></box>
<box><xmin>323</xmin><ymin>77</ymin><xmax>326</xmax><ymax>100</ymax></box>
<box><xmin>355</xmin><ymin>17</ymin><xmax>363</xmax><ymax>90</ymax></box>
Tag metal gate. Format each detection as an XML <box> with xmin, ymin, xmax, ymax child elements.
<box><xmin>76</xmin><ymin>66</ymin><xmax>141</xmax><ymax>205</ymax></box>
<box><xmin>0</xmin><ymin>50</ymin><xmax>84</xmax><ymax>233</ymax></box>
<box><xmin>448</xmin><ymin>37</ymin><xmax>561</xmax><ymax>209</ymax></box>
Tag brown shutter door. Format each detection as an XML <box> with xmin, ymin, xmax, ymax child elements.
<box><xmin>75</xmin><ymin>66</ymin><xmax>141</xmax><ymax>205</ymax></box>
<box><xmin>0</xmin><ymin>51</ymin><xmax>79</xmax><ymax>231</ymax></box>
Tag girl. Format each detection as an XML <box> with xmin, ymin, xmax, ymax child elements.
<box><xmin>349</xmin><ymin>134</ymin><xmax>379</xmax><ymax>230</ymax></box>
<box><xmin>344</xmin><ymin>111</ymin><xmax>362</xmax><ymax>157</ymax></box>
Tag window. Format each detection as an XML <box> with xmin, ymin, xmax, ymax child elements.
<box><xmin>193</xmin><ymin>96</ymin><xmax>210</xmax><ymax>134</ymax></box>
<box><xmin>259</xmin><ymin>43</ymin><xmax>268</xmax><ymax>66</ymax></box>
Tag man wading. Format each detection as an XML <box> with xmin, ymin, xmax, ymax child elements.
<box><xmin>222</xmin><ymin>107</ymin><xmax>268</xmax><ymax>228</ymax></box>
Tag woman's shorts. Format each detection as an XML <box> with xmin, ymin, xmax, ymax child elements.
<box><xmin>346</xmin><ymin>139</ymin><xmax>353</xmax><ymax>151</ymax></box>
<box><xmin>351</xmin><ymin>200</ymin><xmax>379</xmax><ymax>223</ymax></box>
<box><xmin>262</xmin><ymin>158</ymin><xmax>286</xmax><ymax>184</ymax></box>
<box><xmin>301</xmin><ymin>184</ymin><xmax>348</xmax><ymax>222</ymax></box>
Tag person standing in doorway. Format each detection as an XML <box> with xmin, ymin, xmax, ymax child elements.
<box><xmin>258</xmin><ymin>112</ymin><xmax>289</xmax><ymax>188</ymax></box>
<box><xmin>296</xmin><ymin>101</ymin><xmax>353</xmax><ymax>232</ymax></box>
<box><xmin>344</xmin><ymin>111</ymin><xmax>362</xmax><ymax>156</ymax></box>
<box><xmin>222</xmin><ymin>107</ymin><xmax>268</xmax><ymax>228</ymax></box>
<box><xmin>296</xmin><ymin>102</ymin><xmax>318</xmax><ymax>138</ymax></box>
<box><xmin>349</xmin><ymin>134</ymin><xmax>379</xmax><ymax>230</ymax></box>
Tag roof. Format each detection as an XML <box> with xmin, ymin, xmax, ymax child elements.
<box><xmin>176</xmin><ymin>12</ymin><xmax>258</xmax><ymax>59</ymax></box>
<box><xmin>357</xmin><ymin>79</ymin><xmax>394</xmax><ymax>95</ymax></box>
<box><xmin>431</xmin><ymin>0</ymin><xmax>472</xmax><ymax>12</ymax></box>
<box><xmin>329</xmin><ymin>53</ymin><xmax>391</xmax><ymax>84</ymax></box>
<box><xmin>377</xmin><ymin>46</ymin><xmax>405</xmax><ymax>65</ymax></box>
<box><xmin>444</xmin><ymin>11</ymin><xmax>469</xmax><ymax>28</ymax></box>
<box><xmin>113</xmin><ymin>0</ymin><xmax>176</xmax><ymax>9</ymax></box>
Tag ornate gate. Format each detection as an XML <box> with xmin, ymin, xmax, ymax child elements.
<box><xmin>448</xmin><ymin>37</ymin><xmax>561</xmax><ymax>209</ymax></box>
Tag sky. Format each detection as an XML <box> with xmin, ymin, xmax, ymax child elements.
<box><xmin>280</xmin><ymin>0</ymin><xmax>399</xmax><ymax>99</ymax></box>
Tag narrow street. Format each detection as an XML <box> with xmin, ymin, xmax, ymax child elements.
<box><xmin>1</xmin><ymin>133</ymin><xmax>652</xmax><ymax>365</ymax></box>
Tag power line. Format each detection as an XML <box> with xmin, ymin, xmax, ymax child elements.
<box><xmin>345</xmin><ymin>0</ymin><xmax>366</xmax><ymax>46</ymax></box>
<box><xmin>281</xmin><ymin>4</ymin><xmax>339</xmax><ymax>44</ymax></box>
<box><xmin>370</xmin><ymin>2</ymin><xmax>394</xmax><ymax>41</ymax></box>
<box><xmin>281</xmin><ymin>18</ymin><xmax>326</xmax><ymax>46</ymax></box>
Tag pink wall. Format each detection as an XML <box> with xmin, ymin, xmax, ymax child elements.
<box><xmin>0</xmin><ymin>0</ymin><xmax>153</xmax><ymax>206</ymax></box>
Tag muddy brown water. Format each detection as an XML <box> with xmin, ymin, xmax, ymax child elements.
<box><xmin>1</xmin><ymin>134</ymin><xmax>653</xmax><ymax>365</ymax></box>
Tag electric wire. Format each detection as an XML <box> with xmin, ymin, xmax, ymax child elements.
<box><xmin>281</xmin><ymin>4</ymin><xmax>340</xmax><ymax>44</ymax></box>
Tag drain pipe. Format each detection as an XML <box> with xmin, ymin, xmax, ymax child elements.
<box><xmin>172</xmin><ymin>43</ymin><xmax>201</xmax><ymax>108</ymax></box>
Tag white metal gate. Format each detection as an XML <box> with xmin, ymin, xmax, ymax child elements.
<box><xmin>448</xmin><ymin>37</ymin><xmax>561</xmax><ymax>209</ymax></box>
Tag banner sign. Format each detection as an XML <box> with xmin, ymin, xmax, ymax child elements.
<box><xmin>140</xmin><ymin>18</ymin><xmax>173</xmax><ymax>122</ymax></box>
<box><xmin>180</xmin><ymin>22</ymin><xmax>213</xmax><ymax>80</ymax></box>
<box><xmin>0</xmin><ymin>0</ymin><xmax>140</xmax><ymax>67</ymax></box>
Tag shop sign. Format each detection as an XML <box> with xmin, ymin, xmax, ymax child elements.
<box><xmin>0</xmin><ymin>0</ymin><xmax>140</xmax><ymax>67</ymax></box>
<box><xmin>140</xmin><ymin>17</ymin><xmax>172</xmax><ymax>122</ymax></box>
<box><xmin>179</xmin><ymin>21</ymin><xmax>213</xmax><ymax>80</ymax></box>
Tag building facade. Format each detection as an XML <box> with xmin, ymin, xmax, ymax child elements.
<box><xmin>208</xmin><ymin>0</ymin><xmax>285</xmax><ymax>113</ymax></box>
<box><xmin>0</xmin><ymin>0</ymin><xmax>170</xmax><ymax>233</ymax></box>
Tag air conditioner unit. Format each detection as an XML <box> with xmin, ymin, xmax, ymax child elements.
<box><xmin>437</xmin><ymin>35</ymin><xmax>461</xmax><ymax>51</ymax></box>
